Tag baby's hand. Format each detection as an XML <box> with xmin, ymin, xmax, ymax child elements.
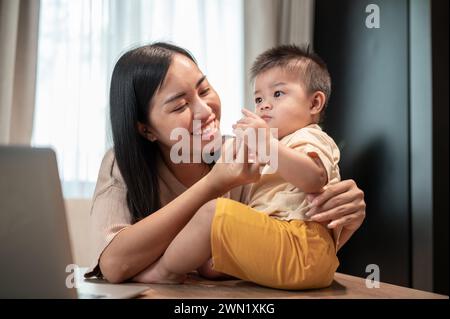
<box><xmin>232</xmin><ymin>109</ymin><xmax>275</xmax><ymax>162</ymax></box>
<box><xmin>233</xmin><ymin>108</ymin><xmax>269</xmax><ymax>130</ymax></box>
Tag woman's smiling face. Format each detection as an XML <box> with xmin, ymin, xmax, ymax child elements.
<box><xmin>145</xmin><ymin>54</ymin><xmax>222</xmax><ymax>158</ymax></box>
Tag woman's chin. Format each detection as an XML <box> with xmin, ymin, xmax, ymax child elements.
<box><xmin>187</xmin><ymin>131</ymin><xmax>220</xmax><ymax>161</ymax></box>
<box><xmin>201</xmin><ymin>130</ymin><xmax>222</xmax><ymax>152</ymax></box>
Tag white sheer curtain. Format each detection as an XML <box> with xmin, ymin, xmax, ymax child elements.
<box><xmin>0</xmin><ymin>0</ymin><xmax>40</xmax><ymax>145</ymax></box>
<box><xmin>32</xmin><ymin>0</ymin><xmax>244</xmax><ymax>198</ymax></box>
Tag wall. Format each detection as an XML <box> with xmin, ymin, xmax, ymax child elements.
<box><xmin>315</xmin><ymin>0</ymin><xmax>411</xmax><ymax>287</ymax></box>
<box><xmin>315</xmin><ymin>0</ymin><xmax>448</xmax><ymax>294</ymax></box>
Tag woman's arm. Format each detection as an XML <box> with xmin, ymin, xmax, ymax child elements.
<box><xmin>305</xmin><ymin>179</ymin><xmax>366</xmax><ymax>251</ymax></box>
<box><xmin>100</xmin><ymin>174</ymin><xmax>221</xmax><ymax>283</ymax></box>
<box><xmin>100</xmin><ymin>141</ymin><xmax>260</xmax><ymax>283</ymax></box>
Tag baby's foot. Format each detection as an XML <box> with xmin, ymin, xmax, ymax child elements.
<box><xmin>134</xmin><ymin>262</ymin><xmax>187</xmax><ymax>284</ymax></box>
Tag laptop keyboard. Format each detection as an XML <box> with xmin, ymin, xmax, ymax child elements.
<box><xmin>77</xmin><ymin>292</ymin><xmax>109</xmax><ymax>299</ymax></box>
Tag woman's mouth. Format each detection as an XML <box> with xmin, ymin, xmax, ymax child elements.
<box><xmin>192</xmin><ymin>120</ymin><xmax>218</xmax><ymax>140</ymax></box>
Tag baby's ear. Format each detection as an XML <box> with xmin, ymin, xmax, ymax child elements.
<box><xmin>310</xmin><ymin>91</ymin><xmax>326</xmax><ymax>116</ymax></box>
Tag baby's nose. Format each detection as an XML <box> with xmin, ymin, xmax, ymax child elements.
<box><xmin>260</xmin><ymin>103</ymin><xmax>272</xmax><ymax>110</ymax></box>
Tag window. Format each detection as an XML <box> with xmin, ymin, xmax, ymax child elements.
<box><xmin>33</xmin><ymin>0</ymin><xmax>244</xmax><ymax>198</ymax></box>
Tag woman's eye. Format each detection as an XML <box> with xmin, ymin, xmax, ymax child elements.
<box><xmin>255</xmin><ymin>97</ymin><xmax>262</xmax><ymax>104</ymax></box>
<box><xmin>199</xmin><ymin>88</ymin><xmax>210</xmax><ymax>96</ymax></box>
<box><xmin>274</xmin><ymin>90</ymin><xmax>284</xmax><ymax>98</ymax></box>
<box><xmin>173</xmin><ymin>104</ymin><xmax>187</xmax><ymax>112</ymax></box>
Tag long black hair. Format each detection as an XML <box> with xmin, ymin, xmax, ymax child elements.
<box><xmin>109</xmin><ymin>42</ymin><xmax>196</xmax><ymax>223</ymax></box>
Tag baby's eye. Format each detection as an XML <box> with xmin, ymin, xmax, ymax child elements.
<box><xmin>254</xmin><ymin>97</ymin><xmax>263</xmax><ymax>104</ymax></box>
<box><xmin>274</xmin><ymin>90</ymin><xmax>284</xmax><ymax>98</ymax></box>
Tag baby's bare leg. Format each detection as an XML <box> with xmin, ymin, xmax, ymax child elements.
<box><xmin>133</xmin><ymin>199</ymin><xmax>217</xmax><ymax>284</ymax></box>
<box><xmin>197</xmin><ymin>258</ymin><xmax>227</xmax><ymax>279</ymax></box>
<box><xmin>132</xmin><ymin>256</ymin><xmax>186</xmax><ymax>284</ymax></box>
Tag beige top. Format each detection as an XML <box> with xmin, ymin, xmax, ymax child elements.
<box><xmin>246</xmin><ymin>124</ymin><xmax>342</xmax><ymax>245</ymax></box>
<box><xmin>86</xmin><ymin>149</ymin><xmax>245</xmax><ymax>277</ymax></box>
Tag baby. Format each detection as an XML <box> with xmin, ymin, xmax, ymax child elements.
<box><xmin>235</xmin><ymin>44</ymin><xmax>342</xmax><ymax>233</ymax></box>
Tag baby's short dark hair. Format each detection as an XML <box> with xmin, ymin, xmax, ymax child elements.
<box><xmin>251</xmin><ymin>44</ymin><xmax>331</xmax><ymax>120</ymax></box>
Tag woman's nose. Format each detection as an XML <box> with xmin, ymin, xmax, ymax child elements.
<box><xmin>192</xmin><ymin>98</ymin><xmax>212</xmax><ymax>122</ymax></box>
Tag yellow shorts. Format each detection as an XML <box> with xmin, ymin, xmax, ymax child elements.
<box><xmin>211</xmin><ymin>198</ymin><xmax>339</xmax><ymax>290</ymax></box>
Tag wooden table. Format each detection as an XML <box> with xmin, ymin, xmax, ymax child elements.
<box><xmin>137</xmin><ymin>272</ymin><xmax>447</xmax><ymax>299</ymax></box>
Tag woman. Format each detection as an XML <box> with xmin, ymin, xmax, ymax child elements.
<box><xmin>86</xmin><ymin>42</ymin><xmax>366</xmax><ymax>284</ymax></box>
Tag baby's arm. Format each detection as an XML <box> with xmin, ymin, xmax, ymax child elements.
<box><xmin>233</xmin><ymin>109</ymin><xmax>327</xmax><ymax>193</ymax></box>
<box><xmin>272</xmin><ymin>139</ymin><xmax>327</xmax><ymax>193</ymax></box>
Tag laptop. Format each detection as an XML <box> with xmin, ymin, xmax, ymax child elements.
<box><xmin>0</xmin><ymin>146</ymin><xmax>149</xmax><ymax>299</ymax></box>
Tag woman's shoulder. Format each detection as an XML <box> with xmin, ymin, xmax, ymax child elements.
<box><xmin>94</xmin><ymin>148</ymin><xmax>126</xmax><ymax>197</ymax></box>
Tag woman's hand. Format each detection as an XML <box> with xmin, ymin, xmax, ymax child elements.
<box><xmin>207</xmin><ymin>137</ymin><xmax>262</xmax><ymax>195</ymax></box>
<box><xmin>232</xmin><ymin>109</ymin><xmax>274</xmax><ymax>159</ymax></box>
<box><xmin>305</xmin><ymin>179</ymin><xmax>366</xmax><ymax>232</ymax></box>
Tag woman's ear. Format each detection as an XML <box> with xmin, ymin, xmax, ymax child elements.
<box><xmin>309</xmin><ymin>91</ymin><xmax>326</xmax><ymax>116</ymax></box>
<box><xmin>137</xmin><ymin>122</ymin><xmax>157</xmax><ymax>142</ymax></box>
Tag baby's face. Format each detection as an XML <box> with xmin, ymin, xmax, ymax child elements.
<box><xmin>253</xmin><ymin>66</ymin><xmax>313</xmax><ymax>139</ymax></box>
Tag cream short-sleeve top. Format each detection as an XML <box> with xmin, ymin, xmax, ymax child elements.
<box><xmin>245</xmin><ymin>124</ymin><xmax>342</xmax><ymax>248</ymax></box>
